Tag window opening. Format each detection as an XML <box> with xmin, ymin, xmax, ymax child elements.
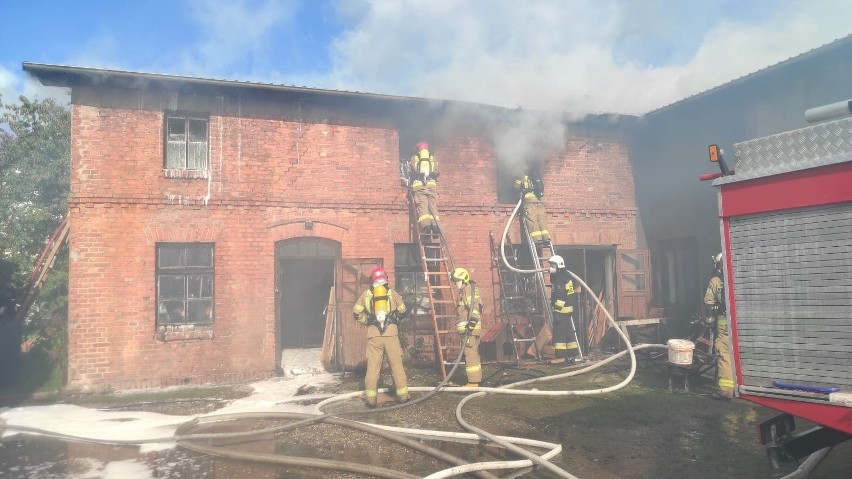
<box><xmin>156</xmin><ymin>243</ymin><xmax>214</xmax><ymax>326</ymax></box>
<box><xmin>165</xmin><ymin>114</ymin><xmax>209</xmax><ymax>170</ymax></box>
<box><xmin>394</xmin><ymin>243</ymin><xmax>427</xmax><ymax>313</ymax></box>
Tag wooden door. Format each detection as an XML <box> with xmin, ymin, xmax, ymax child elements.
<box><xmin>334</xmin><ymin>258</ymin><xmax>382</xmax><ymax>369</ymax></box>
<box><xmin>615</xmin><ymin>249</ymin><xmax>651</xmax><ymax>319</ymax></box>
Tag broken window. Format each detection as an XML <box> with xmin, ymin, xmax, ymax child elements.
<box><xmin>165</xmin><ymin>114</ymin><xmax>209</xmax><ymax>171</ymax></box>
<box><xmin>156</xmin><ymin>243</ymin><xmax>214</xmax><ymax>326</ymax></box>
<box><xmin>394</xmin><ymin>243</ymin><xmax>429</xmax><ymax>314</ymax></box>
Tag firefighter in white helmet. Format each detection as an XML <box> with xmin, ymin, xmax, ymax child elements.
<box><xmin>407</xmin><ymin>141</ymin><xmax>441</xmax><ymax>235</ymax></box>
<box><xmin>705</xmin><ymin>253</ymin><xmax>734</xmax><ymax>400</ymax></box>
<box><xmin>452</xmin><ymin>267</ymin><xmax>483</xmax><ymax>387</ymax></box>
<box><xmin>547</xmin><ymin>255</ymin><xmax>581</xmax><ymax>364</ymax></box>
<box><xmin>353</xmin><ymin>267</ymin><xmax>409</xmax><ymax>407</ymax></box>
<box><xmin>514</xmin><ymin>165</ymin><xmax>550</xmax><ymax>247</ymax></box>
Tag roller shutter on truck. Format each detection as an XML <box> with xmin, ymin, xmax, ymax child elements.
<box><xmin>713</xmin><ymin>114</ymin><xmax>852</xmax><ymax>434</ymax></box>
<box><xmin>728</xmin><ymin>202</ymin><xmax>852</xmax><ymax>389</ymax></box>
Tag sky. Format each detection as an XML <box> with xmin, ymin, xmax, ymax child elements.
<box><xmin>2</xmin><ymin>1</ymin><xmax>851</xmax><ymax>115</ymax></box>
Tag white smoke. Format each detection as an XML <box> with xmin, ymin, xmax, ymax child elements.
<box><xmin>328</xmin><ymin>0</ymin><xmax>852</xmax><ymax>115</ymax></box>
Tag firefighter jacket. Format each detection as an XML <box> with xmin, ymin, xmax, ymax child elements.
<box><xmin>704</xmin><ymin>273</ymin><xmax>726</xmax><ymax>331</ymax></box>
<box><xmin>514</xmin><ymin>173</ymin><xmax>544</xmax><ymax>200</ymax></box>
<box><xmin>353</xmin><ymin>287</ymin><xmax>407</xmax><ymax>338</ymax></box>
<box><xmin>408</xmin><ymin>153</ymin><xmax>439</xmax><ymax>189</ymax></box>
<box><xmin>456</xmin><ymin>281</ymin><xmax>483</xmax><ymax>332</ymax></box>
<box><xmin>551</xmin><ymin>270</ymin><xmax>579</xmax><ymax>315</ymax></box>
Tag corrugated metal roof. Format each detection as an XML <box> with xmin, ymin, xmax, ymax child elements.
<box><xmin>648</xmin><ymin>34</ymin><xmax>852</xmax><ymax>115</ymax></box>
<box><xmin>22</xmin><ymin>62</ymin><xmax>445</xmax><ymax>105</ymax></box>
<box><xmin>22</xmin><ymin>62</ymin><xmax>639</xmax><ymax>126</ymax></box>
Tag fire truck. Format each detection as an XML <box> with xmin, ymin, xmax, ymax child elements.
<box><xmin>702</xmin><ymin>99</ymin><xmax>852</xmax><ymax>472</ymax></box>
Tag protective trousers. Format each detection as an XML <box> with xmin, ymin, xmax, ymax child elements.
<box><xmin>715</xmin><ymin>321</ymin><xmax>734</xmax><ymax>398</ymax></box>
<box><xmin>553</xmin><ymin>312</ymin><xmax>580</xmax><ymax>360</ymax></box>
<box><xmin>463</xmin><ymin>333</ymin><xmax>482</xmax><ymax>384</ymax></box>
<box><xmin>364</xmin><ymin>334</ymin><xmax>409</xmax><ymax>404</ymax></box>
<box><xmin>522</xmin><ymin>196</ymin><xmax>550</xmax><ymax>243</ymax></box>
<box><xmin>413</xmin><ymin>184</ymin><xmax>439</xmax><ymax>232</ymax></box>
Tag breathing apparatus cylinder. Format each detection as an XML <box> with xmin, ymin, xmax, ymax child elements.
<box><xmin>372</xmin><ymin>284</ymin><xmax>390</xmax><ymax>332</ymax></box>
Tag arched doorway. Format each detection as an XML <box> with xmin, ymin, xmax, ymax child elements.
<box><xmin>275</xmin><ymin>238</ymin><xmax>339</xmax><ymax>371</ymax></box>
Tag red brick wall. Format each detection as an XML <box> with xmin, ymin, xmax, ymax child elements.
<box><xmin>67</xmin><ymin>88</ymin><xmax>635</xmax><ymax>391</ymax></box>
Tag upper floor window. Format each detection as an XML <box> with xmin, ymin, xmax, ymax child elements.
<box><xmin>165</xmin><ymin>114</ymin><xmax>209</xmax><ymax>171</ymax></box>
<box><xmin>156</xmin><ymin>243</ymin><xmax>214</xmax><ymax>328</ymax></box>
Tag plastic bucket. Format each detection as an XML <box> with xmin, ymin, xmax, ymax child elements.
<box><xmin>667</xmin><ymin>339</ymin><xmax>695</xmax><ymax>365</ymax></box>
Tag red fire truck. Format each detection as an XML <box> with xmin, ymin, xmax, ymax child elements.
<box><xmin>702</xmin><ymin>100</ymin><xmax>852</xmax><ymax>471</ymax></box>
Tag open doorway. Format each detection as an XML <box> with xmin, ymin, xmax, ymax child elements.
<box><xmin>553</xmin><ymin>246</ymin><xmax>616</xmax><ymax>351</ymax></box>
<box><xmin>275</xmin><ymin>238</ymin><xmax>339</xmax><ymax>365</ymax></box>
<box><xmin>279</xmin><ymin>258</ymin><xmax>334</xmax><ymax>347</ymax></box>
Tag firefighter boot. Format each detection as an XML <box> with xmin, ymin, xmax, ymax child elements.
<box><xmin>397</xmin><ymin>393</ymin><xmax>410</xmax><ymax>403</ymax></box>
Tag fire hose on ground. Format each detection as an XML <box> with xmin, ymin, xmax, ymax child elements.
<box><xmin>1</xmin><ymin>197</ymin><xmax>662</xmax><ymax>478</ymax></box>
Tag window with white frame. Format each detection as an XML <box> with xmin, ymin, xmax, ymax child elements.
<box><xmin>164</xmin><ymin>113</ymin><xmax>209</xmax><ymax>170</ymax></box>
<box><xmin>156</xmin><ymin>243</ymin><xmax>214</xmax><ymax>327</ymax></box>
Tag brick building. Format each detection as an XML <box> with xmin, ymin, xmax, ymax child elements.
<box><xmin>25</xmin><ymin>63</ymin><xmax>643</xmax><ymax>392</ymax></box>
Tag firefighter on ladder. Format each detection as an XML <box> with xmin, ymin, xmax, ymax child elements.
<box><xmin>547</xmin><ymin>255</ymin><xmax>581</xmax><ymax>364</ymax></box>
<box><xmin>353</xmin><ymin>267</ymin><xmax>410</xmax><ymax>407</ymax></box>
<box><xmin>705</xmin><ymin>253</ymin><xmax>734</xmax><ymax>400</ymax></box>
<box><xmin>407</xmin><ymin>141</ymin><xmax>441</xmax><ymax>235</ymax></box>
<box><xmin>452</xmin><ymin>267</ymin><xmax>483</xmax><ymax>387</ymax></box>
<box><xmin>514</xmin><ymin>165</ymin><xmax>551</xmax><ymax>248</ymax></box>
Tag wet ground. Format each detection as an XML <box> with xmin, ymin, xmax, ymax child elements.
<box><xmin>1</xmin><ymin>353</ymin><xmax>850</xmax><ymax>479</ymax></box>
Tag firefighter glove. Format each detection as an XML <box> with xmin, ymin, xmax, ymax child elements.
<box><xmin>465</xmin><ymin>320</ymin><xmax>477</xmax><ymax>332</ymax></box>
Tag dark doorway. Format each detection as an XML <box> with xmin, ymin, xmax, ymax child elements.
<box><xmin>275</xmin><ymin>238</ymin><xmax>339</xmax><ymax>351</ymax></box>
<box><xmin>280</xmin><ymin>258</ymin><xmax>334</xmax><ymax>347</ymax></box>
<box><xmin>553</xmin><ymin>246</ymin><xmax>616</xmax><ymax>351</ymax></box>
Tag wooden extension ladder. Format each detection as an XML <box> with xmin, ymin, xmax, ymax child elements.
<box><xmin>15</xmin><ymin>217</ymin><xmax>70</xmax><ymax>324</ymax></box>
<box><xmin>416</xmin><ymin>228</ymin><xmax>460</xmax><ymax>379</ymax></box>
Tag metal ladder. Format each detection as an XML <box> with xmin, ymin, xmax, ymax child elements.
<box><xmin>489</xmin><ymin>231</ymin><xmax>542</xmax><ymax>362</ymax></box>
<box><xmin>520</xmin><ymin>217</ymin><xmax>584</xmax><ymax>361</ymax></box>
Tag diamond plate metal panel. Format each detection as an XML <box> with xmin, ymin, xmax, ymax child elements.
<box><xmin>715</xmin><ymin>116</ymin><xmax>852</xmax><ymax>185</ymax></box>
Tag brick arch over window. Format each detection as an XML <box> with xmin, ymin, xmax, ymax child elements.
<box><xmin>144</xmin><ymin>221</ymin><xmax>224</xmax><ymax>243</ymax></box>
<box><xmin>269</xmin><ymin>220</ymin><xmax>348</xmax><ymax>244</ymax></box>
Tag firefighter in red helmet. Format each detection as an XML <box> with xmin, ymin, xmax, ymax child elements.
<box><xmin>353</xmin><ymin>267</ymin><xmax>410</xmax><ymax>407</ymax></box>
<box><xmin>406</xmin><ymin>141</ymin><xmax>441</xmax><ymax>234</ymax></box>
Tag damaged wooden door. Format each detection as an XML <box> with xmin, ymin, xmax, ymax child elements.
<box><xmin>324</xmin><ymin>258</ymin><xmax>382</xmax><ymax>370</ymax></box>
<box><xmin>615</xmin><ymin>249</ymin><xmax>651</xmax><ymax>319</ymax></box>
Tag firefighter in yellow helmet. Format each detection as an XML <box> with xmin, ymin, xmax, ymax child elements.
<box><xmin>407</xmin><ymin>141</ymin><xmax>441</xmax><ymax>234</ymax></box>
<box><xmin>452</xmin><ymin>267</ymin><xmax>483</xmax><ymax>386</ymax></box>
<box><xmin>514</xmin><ymin>165</ymin><xmax>550</xmax><ymax>247</ymax></box>
<box><xmin>547</xmin><ymin>255</ymin><xmax>581</xmax><ymax>364</ymax></box>
<box><xmin>352</xmin><ymin>267</ymin><xmax>410</xmax><ymax>407</ymax></box>
<box><xmin>705</xmin><ymin>253</ymin><xmax>734</xmax><ymax>400</ymax></box>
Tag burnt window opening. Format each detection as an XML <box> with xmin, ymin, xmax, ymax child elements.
<box><xmin>394</xmin><ymin>243</ymin><xmax>428</xmax><ymax>314</ymax></box>
<box><xmin>156</xmin><ymin>243</ymin><xmax>214</xmax><ymax>328</ymax></box>
<box><xmin>164</xmin><ymin>113</ymin><xmax>209</xmax><ymax>171</ymax></box>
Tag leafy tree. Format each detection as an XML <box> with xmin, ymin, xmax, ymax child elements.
<box><xmin>0</xmin><ymin>94</ymin><xmax>71</xmax><ymax>392</ymax></box>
